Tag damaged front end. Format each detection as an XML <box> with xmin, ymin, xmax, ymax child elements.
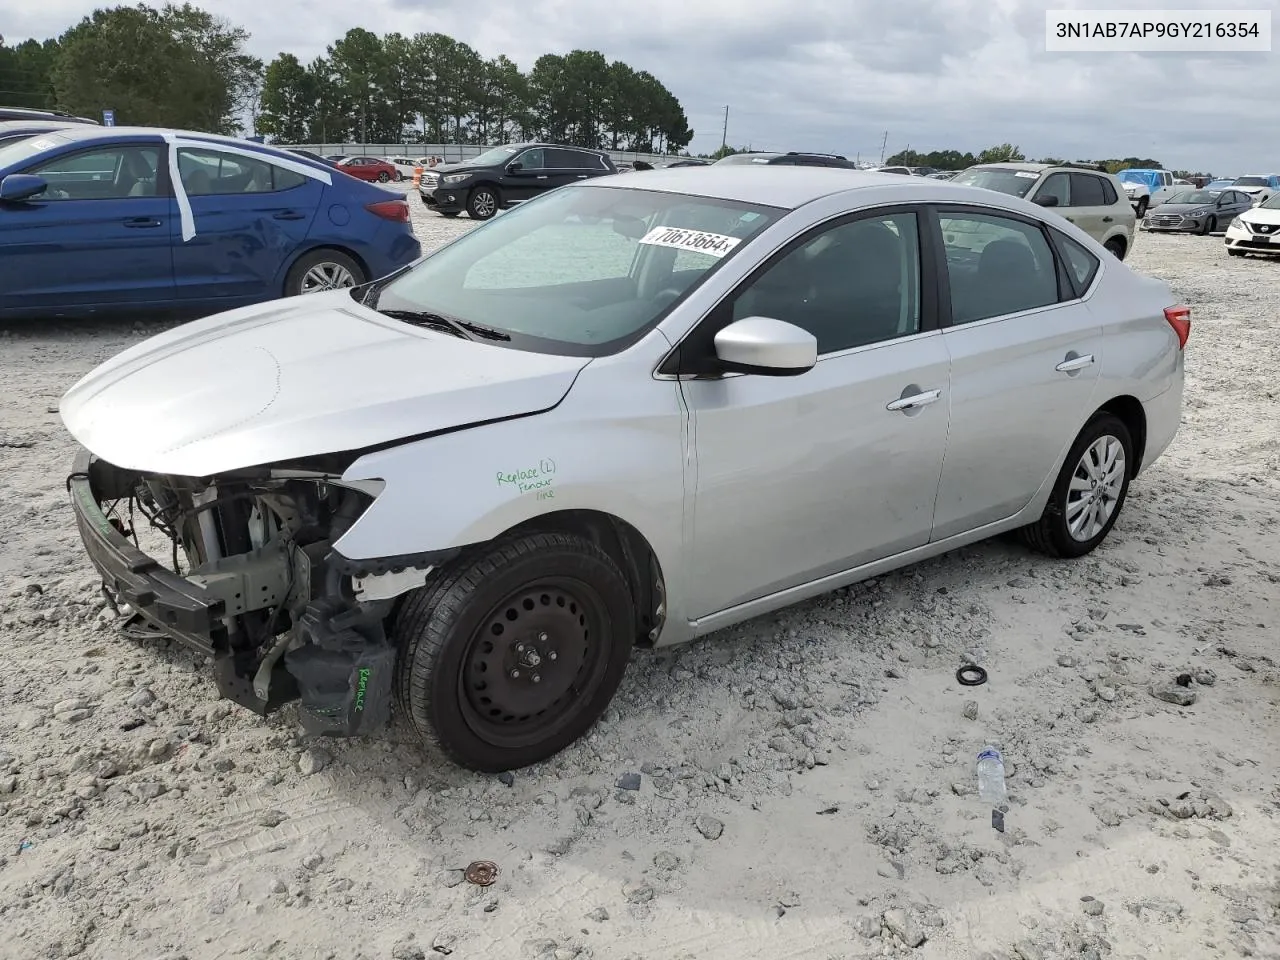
<box><xmin>67</xmin><ymin>450</ymin><xmax>446</xmax><ymax>738</ymax></box>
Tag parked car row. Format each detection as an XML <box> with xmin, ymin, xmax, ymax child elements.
<box><xmin>0</xmin><ymin>124</ymin><xmax>420</xmax><ymax>318</ymax></box>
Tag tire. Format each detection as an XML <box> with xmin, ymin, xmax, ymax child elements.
<box><xmin>394</xmin><ymin>532</ymin><xmax>636</xmax><ymax>771</ymax></box>
<box><xmin>377</xmin><ymin>171</ymin><xmax>391</xmax><ymax>183</ymax></box>
<box><xmin>1135</xmin><ymin>197</ymin><xmax>1149</xmax><ymax>218</ymax></box>
<box><xmin>1201</xmin><ymin>216</ymin><xmax>1216</xmax><ymax>236</ymax></box>
<box><xmin>283</xmin><ymin>249</ymin><xmax>365</xmax><ymax>297</ymax></box>
<box><xmin>1103</xmin><ymin>237</ymin><xmax>1126</xmax><ymax>260</ymax></box>
<box><xmin>1228</xmin><ymin>249</ymin><xmax>1244</xmax><ymax>257</ymax></box>
<box><xmin>1020</xmin><ymin>413</ymin><xmax>1134</xmax><ymax>559</ymax></box>
<box><xmin>394</xmin><ymin>171</ymin><xmax>404</xmax><ymax>182</ymax></box>
<box><xmin>467</xmin><ymin>186</ymin><xmax>499</xmax><ymax>220</ymax></box>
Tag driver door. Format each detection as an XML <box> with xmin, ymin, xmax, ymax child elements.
<box><xmin>0</xmin><ymin>142</ymin><xmax>176</xmax><ymax>312</ymax></box>
<box><xmin>501</xmin><ymin>147</ymin><xmax>548</xmax><ymax>202</ymax></box>
<box><xmin>677</xmin><ymin>208</ymin><xmax>952</xmax><ymax>619</ymax></box>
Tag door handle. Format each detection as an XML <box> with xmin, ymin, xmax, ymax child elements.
<box><xmin>1102</xmin><ymin>216</ymin><xmax>1113</xmax><ymax>222</ymax></box>
<box><xmin>576</xmin><ymin>174</ymin><xmax>588</xmax><ymax>178</ymax></box>
<box><xmin>886</xmin><ymin>389</ymin><xmax>942</xmax><ymax>412</ymax></box>
<box><xmin>273</xmin><ymin>210</ymin><xmax>307</xmax><ymax>220</ymax></box>
<box><xmin>122</xmin><ymin>217</ymin><xmax>162</xmax><ymax>228</ymax></box>
<box><xmin>536</xmin><ymin>175</ymin><xmax>548</xmax><ymax>180</ymax></box>
<box><xmin>1055</xmin><ymin>354</ymin><xmax>1095</xmax><ymax>372</ymax></box>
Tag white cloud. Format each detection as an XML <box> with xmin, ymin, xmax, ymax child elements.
<box><xmin>6</xmin><ymin>0</ymin><xmax>1277</xmax><ymax>172</ymax></box>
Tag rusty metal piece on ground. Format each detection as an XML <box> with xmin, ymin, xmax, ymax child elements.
<box><xmin>464</xmin><ymin>860</ymin><xmax>499</xmax><ymax>886</ymax></box>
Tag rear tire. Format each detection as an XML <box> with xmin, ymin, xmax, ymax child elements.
<box><xmin>377</xmin><ymin>171</ymin><xmax>391</xmax><ymax>183</ymax></box>
<box><xmin>394</xmin><ymin>532</ymin><xmax>636</xmax><ymax>771</ymax></box>
<box><xmin>1104</xmin><ymin>237</ymin><xmax>1126</xmax><ymax>260</ymax></box>
<box><xmin>283</xmin><ymin>249</ymin><xmax>365</xmax><ymax>297</ymax></box>
<box><xmin>1021</xmin><ymin>413</ymin><xmax>1133</xmax><ymax>559</ymax></box>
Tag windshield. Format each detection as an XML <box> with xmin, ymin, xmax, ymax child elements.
<box><xmin>1261</xmin><ymin>192</ymin><xmax>1280</xmax><ymax>210</ymax></box>
<box><xmin>1167</xmin><ymin>190</ymin><xmax>1218</xmax><ymax>205</ymax></box>
<box><xmin>467</xmin><ymin>145</ymin><xmax>521</xmax><ymax>167</ymax></box>
<box><xmin>0</xmin><ymin>132</ymin><xmax>69</xmax><ymax>170</ymax></box>
<box><xmin>714</xmin><ymin>154</ymin><xmax>779</xmax><ymax>165</ymax></box>
<box><xmin>949</xmin><ymin>168</ymin><xmax>1039</xmax><ymax>198</ymax></box>
<box><xmin>370</xmin><ymin>185</ymin><xmax>781</xmax><ymax>355</ymax></box>
<box><xmin>1118</xmin><ymin>170</ymin><xmax>1152</xmax><ymax>183</ymax></box>
<box><xmin>1234</xmin><ymin>176</ymin><xmax>1269</xmax><ymax>187</ymax></box>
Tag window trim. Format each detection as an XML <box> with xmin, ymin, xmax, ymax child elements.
<box><xmin>928</xmin><ymin>202</ymin><xmax>1077</xmax><ymax>330</ymax></box>
<box><xmin>21</xmin><ymin>142</ymin><xmax>170</xmax><ymax>201</ymax></box>
<box><xmin>1047</xmin><ymin>227</ymin><xmax>1101</xmax><ymax>299</ymax></box>
<box><xmin>1099</xmin><ymin>176</ymin><xmax>1119</xmax><ymax>205</ymax></box>
<box><xmin>657</xmin><ymin>203</ymin><xmax>940</xmax><ymax>378</ymax></box>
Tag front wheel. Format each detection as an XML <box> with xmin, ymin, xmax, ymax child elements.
<box><xmin>283</xmin><ymin>249</ymin><xmax>366</xmax><ymax>297</ymax></box>
<box><xmin>467</xmin><ymin>186</ymin><xmax>499</xmax><ymax>220</ymax></box>
<box><xmin>1200</xmin><ymin>216</ymin><xmax>1216</xmax><ymax>236</ymax></box>
<box><xmin>394</xmin><ymin>532</ymin><xmax>636</xmax><ymax>771</ymax></box>
<box><xmin>1228</xmin><ymin>248</ymin><xmax>1244</xmax><ymax>257</ymax></box>
<box><xmin>1021</xmin><ymin>413</ymin><xmax>1133</xmax><ymax>559</ymax></box>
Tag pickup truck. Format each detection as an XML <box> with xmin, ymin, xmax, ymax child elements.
<box><xmin>1116</xmin><ymin>169</ymin><xmax>1191</xmax><ymax>215</ymax></box>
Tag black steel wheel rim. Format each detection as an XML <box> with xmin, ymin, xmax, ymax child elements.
<box><xmin>458</xmin><ymin>576</ymin><xmax>611</xmax><ymax>749</ymax></box>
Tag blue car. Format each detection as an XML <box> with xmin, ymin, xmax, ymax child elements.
<box><xmin>0</xmin><ymin>126</ymin><xmax>421</xmax><ymax>319</ymax></box>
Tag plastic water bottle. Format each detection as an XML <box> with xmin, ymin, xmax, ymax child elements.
<box><xmin>976</xmin><ymin>746</ymin><xmax>1008</xmax><ymax>805</ymax></box>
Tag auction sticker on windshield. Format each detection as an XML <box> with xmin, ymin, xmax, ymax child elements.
<box><xmin>640</xmin><ymin>226</ymin><xmax>742</xmax><ymax>258</ymax></box>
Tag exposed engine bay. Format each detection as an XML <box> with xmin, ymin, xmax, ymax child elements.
<box><xmin>70</xmin><ymin>454</ymin><xmax>434</xmax><ymax>739</ymax></box>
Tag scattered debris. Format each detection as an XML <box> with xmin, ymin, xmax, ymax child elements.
<box><xmin>695</xmin><ymin>815</ymin><xmax>724</xmax><ymax>840</ymax></box>
<box><xmin>956</xmin><ymin>665</ymin><xmax>988</xmax><ymax>686</ymax></box>
<box><xmin>615</xmin><ymin>772</ymin><xmax>641</xmax><ymax>791</ymax></box>
<box><xmin>962</xmin><ymin>700</ymin><xmax>979</xmax><ymax>720</ymax></box>
<box><xmin>1150</xmin><ymin>681</ymin><xmax>1197</xmax><ymax>706</ymax></box>
<box><xmin>1151</xmin><ymin>789</ymin><xmax>1233</xmax><ymax>821</ymax></box>
<box><xmin>464</xmin><ymin>861</ymin><xmax>499</xmax><ymax>887</ymax></box>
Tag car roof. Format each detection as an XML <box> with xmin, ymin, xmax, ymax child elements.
<box><xmin>581</xmin><ymin>165</ymin><xmax>1019</xmax><ymax>210</ymax></box>
<box><xmin>10</xmin><ymin>125</ymin><xmax>318</xmax><ymax>161</ymax></box>
<box><xmin>969</xmin><ymin>162</ymin><xmax>1050</xmax><ymax>172</ymax></box>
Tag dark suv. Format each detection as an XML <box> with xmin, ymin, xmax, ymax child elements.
<box><xmin>712</xmin><ymin>151</ymin><xmax>859</xmax><ymax>168</ymax></box>
<box><xmin>419</xmin><ymin>143</ymin><xmax>617</xmax><ymax>220</ymax></box>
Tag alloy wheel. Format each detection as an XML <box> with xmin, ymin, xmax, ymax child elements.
<box><xmin>471</xmin><ymin>190</ymin><xmax>497</xmax><ymax>218</ymax></box>
<box><xmin>1065</xmin><ymin>435</ymin><xmax>1126</xmax><ymax>542</ymax></box>
<box><xmin>300</xmin><ymin>262</ymin><xmax>356</xmax><ymax>293</ymax></box>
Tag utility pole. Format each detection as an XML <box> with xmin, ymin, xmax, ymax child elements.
<box><xmin>879</xmin><ymin>131</ymin><xmax>888</xmax><ymax>165</ymax></box>
<box><xmin>720</xmin><ymin>105</ymin><xmax>729</xmax><ymax>152</ymax></box>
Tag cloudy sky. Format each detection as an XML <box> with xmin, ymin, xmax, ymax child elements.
<box><xmin>6</xmin><ymin>0</ymin><xmax>1277</xmax><ymax>173</ymax></box>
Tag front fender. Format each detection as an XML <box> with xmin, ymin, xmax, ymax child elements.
<box><xmin>332</xmin><ymin>383</ymin><xmax>687</xmax><ymax>602</ymax></box>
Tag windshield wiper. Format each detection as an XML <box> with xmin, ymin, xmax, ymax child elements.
<box><xmin>377</xmin><ymin>309</ymin><xmax>511</xmax><ymax>341</ymax></box>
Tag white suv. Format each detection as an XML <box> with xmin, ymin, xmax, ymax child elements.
<box><xmin>950</xmin><ymin>163</ymin><xmax>1137</xmax><ymax>259</ymax></box>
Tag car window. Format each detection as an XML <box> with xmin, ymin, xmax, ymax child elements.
<box><xmin>373</xmin><ymin>185</ymin><xmax>780</xmax><ymax>353</ymax></box>
<box><xmin>516</xmin><ymin>148</ymin><xmax>546</xmax><ymax>171</ymax></box>
<box><xmin>1053</xmin><ymin>231</ymin><xmax>1100</xmax><ymax>294</ymax></box>
<box><xmin>939</xmin><ymin>212</ymin><xmax>1060</xmax><ymax>324</ymax></box>
<box><xmin>1069</xmin><ymin>174</ymin><xmax>1106</xmax><ymax>207</ymax></box>
<box><xmin>546</xmin><ymin>148</ymin><xmax>581</xmax><ymax>169</ymax></box>
<box><xmin>1039</xmin><ymin>173</ymin><xmax>1071</xmax><ymax>206</ymax></box>
<box><xmin>28</xmin><ymin>146</ymin><xmax>160</xmax><ymax>200</ymax></box>
<box><xmin>1099</xmin><ymin>177</ymin><xmax>1119</xmax><ymax>204</ymax></box>
<box><xmin>177</xmin><ymin>148</ymin><xmax>305</xmax><ymax>195</ymax></box>
<box><xmin>730</xmin><ymin>212</ymin><xmax>922</xmax><ymax>354</ymax></box>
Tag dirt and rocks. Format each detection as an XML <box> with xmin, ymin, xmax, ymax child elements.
<box><xmin>1</xmin><ymin>189</ymin><xmax>1278</xmax><ymax>959</ymax></box>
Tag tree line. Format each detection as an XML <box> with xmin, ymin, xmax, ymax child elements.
<box><xmin>885</xmin><ymin>145</ymin><xmax>1212</xmax><ymax>180</ymax></box>
<box><xmin>0</xmin><ymin>6</ymin><xmax>692</xmax><ymax>152</ymax></box>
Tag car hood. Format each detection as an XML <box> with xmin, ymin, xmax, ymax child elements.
<box><xmin>1242</xmin><ymin>206</ymin><xmax>1280</xmax><ymax>225</ymax></box>
<box><xmin>59</xmin><ymin>291</ymin><xmax>592</xmax><ymax>477</ymax></box>
<box><xmin>1152</xmin><ymin>203</ymin><xmax>1213</xmax><ymax>215</ymax></box>
<box><xmin>1234</xmin><ymin>185</ymin><xmax>1269</xmax><ymax>194</ymax></box>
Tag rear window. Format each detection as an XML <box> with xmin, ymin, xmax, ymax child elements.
<box><xmin>949</xmin><ymin>167</ymin><xmax>1040</xmax><ymax>198</ymax></box>
<box><xmin>1069</xmin><ymin>173</ymin><xmax>1106</xmax><ymax>206</ymax></box>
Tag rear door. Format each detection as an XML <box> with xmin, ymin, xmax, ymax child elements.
<box><xmin>1066</xmin><ymin>172</ymin><xmax>1109</xmax><ymax>240</ymax></box>
<box><xmin>544</xmin><ymin>148</ymin><xmax>592</xmax><ymax>191</ymax></box>
<box><xmin>929</xmin><ymin>205</ymin><xmax>1103</xmax><ymax>540</ymax></box>
<box><xmin>0</xmin><ymin>140</ymin><xmax>175</xmax><ymax>312</ymax></box>
<box><xmin>170</xmin><ymin>146</ymin><xmax>322</xmax><ymax>303</ymax></box>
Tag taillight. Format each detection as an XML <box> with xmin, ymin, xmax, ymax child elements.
<box><xmin>365</xmin><ymin>199</ymin><xmax>410</xmax><ymax>222</ymax></box>
<box><xmin>1164</xmin><ymin>304</ymin><xmax>1191</xmax><ymax>349</ymax></box>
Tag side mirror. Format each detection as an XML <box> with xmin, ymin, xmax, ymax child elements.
<box><xmin>506</xmin><ymin>162</ymin><xmax>523</xmax><ymax>174</ymax></box>
<box><xmin>713</xmin><ymin>316</ymin><xmax>817</xmax><ymax>377</ymax></box>
<box><xmin>1032</xmin><ymin>194</ymin><xmax>1059</xmax><ymax>207</ymax></box>
<box><xmin>0</xmin><ymin>174</ymin><xmax>48</xmax><ymax>203</ymax></box>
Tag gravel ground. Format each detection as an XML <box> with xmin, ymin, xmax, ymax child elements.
<box><xmin>1</xmin><ymin>185</ymin><xmax>1278</xmax><ymax>960</ymax></box>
